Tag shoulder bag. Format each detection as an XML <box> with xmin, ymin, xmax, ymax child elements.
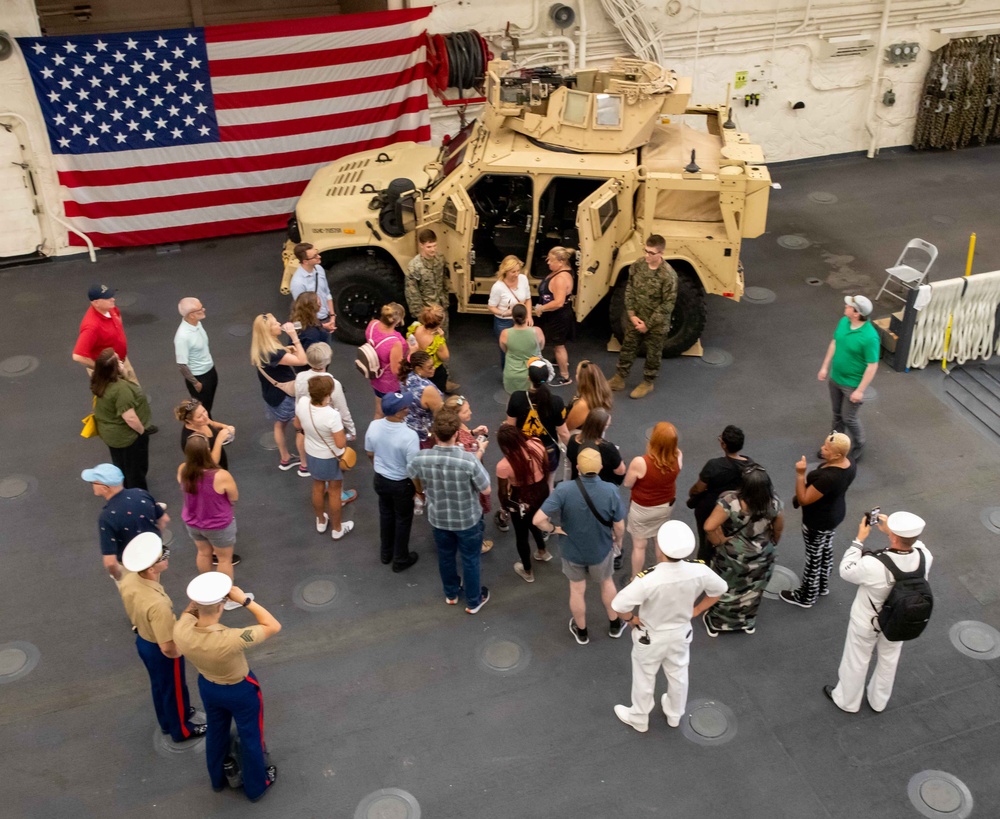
<box><xmin>356</xmin><ymin>327</ymin><xmax>396</xmax><ymax>379</ymax></box>
<box><xmin>256</xmin><ymin>361</ymin><xmax>296</xmax><ymax>397</ymax></box>
<box><xmin>307</xmin><ymin>402</ymin><xmax>355</xmax><ymax>471</ymax></box>
<box><xmin>81</xmin><ymin>395</ymin><xmax>98</xmax><ymax>438</ymax></box>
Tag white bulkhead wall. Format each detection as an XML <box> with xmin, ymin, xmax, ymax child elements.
<box><xmin>421</xmin><ymin>0</ymin><xmax>1000</xmax><ymax>160</ymax></box>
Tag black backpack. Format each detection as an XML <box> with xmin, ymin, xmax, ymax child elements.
<box><xmin>872</xmin><ymin>550</ymin><xmax>932</xmax><ymax>641</ymax></box>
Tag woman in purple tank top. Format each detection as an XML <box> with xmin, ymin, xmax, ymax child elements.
<box><xmin>178</xmin><ymin>436</ymin><xmax>242</xmax><ymax>606</ymax></box>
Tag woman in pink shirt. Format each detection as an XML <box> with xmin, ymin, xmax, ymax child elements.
<box><xmin>365</xmin><ymin>303</ymin><xmax>406</xmax><ymax>419</ymax></box>
<box><xmin>177</xmin><ymin>435</ymin><xmax>241</xmax><ymax>605</ymax></box>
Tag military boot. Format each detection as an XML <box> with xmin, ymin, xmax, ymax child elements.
<box><xmin>608</xmin><ymin>373</ymin><xmax>626</xmax><ymax>391</ymax></box>
<box><xmin>630</xmin><ymin>380</ymin><xmax>655</xmax><ymax>399</ymax></box>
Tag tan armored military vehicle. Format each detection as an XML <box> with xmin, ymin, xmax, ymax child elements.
<box><xmin>280</xmin><ymin>57</ymin><xmax>770</xmax><ymax>355</ymax></box>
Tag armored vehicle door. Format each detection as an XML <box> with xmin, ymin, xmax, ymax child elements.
<box><xmin>576</xmin><ymin>178</ymin><xmax>633</xmax><ymax>318</ymax></box>
<box><xmin>422</xmin><ymin>187</ymin><xmax>476</xmax><ymax>307</ymax></box>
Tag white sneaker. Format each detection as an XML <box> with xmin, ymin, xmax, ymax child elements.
<box><xmin>316</xmin><ymin>513</ymin><xmax>329</xmax><ymax>533</ymax></box>
<box><xmin>331</xmin><ymin>521</ymin><xmax>355</xmax><ymax>540</ymax></box>
<box><xmin>661</xmin><ymin>694</ymin><xmax>681</xmax><ymax>727</ymax></box>
<box><xmin>614</xmin><ymin>705</ymin><xmax>648</xmax><ymax>733</ymax></box>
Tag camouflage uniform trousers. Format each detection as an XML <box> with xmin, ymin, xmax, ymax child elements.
<box><xmin>616</xmin><ymin>322</ymin><xmax>666</xmax><ymax>382</ymax></box>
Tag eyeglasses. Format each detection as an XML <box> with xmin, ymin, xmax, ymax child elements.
<box><xmin>644</xmin><ymin>249</ymin><xmax>662</xmax><ymax>256</ymax></box>
<box><xmin>306</xmin><ymin>254</ymin><xmax>321</xmax><ymax>261</ymax></box>
<box><xmin>743</xmin><ymin>465</ymin><xmax>767</xmax><ymax>474</ymax></box>
<box><xmin>450</xmin><ymin>396</ymin><xmax>467</xmax><ymax>406</ymax></box>
<box><xmin>157</xmin><ymin>548</ymin><xmax>171</xmax><ymax>562</ymax></box>
<box><xmin>182</xmin><ymin>398</ymin><xmax>199</xmax><ymax>410</ymax></box>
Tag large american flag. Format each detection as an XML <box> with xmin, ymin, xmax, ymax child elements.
<box><xmin>18</xmin><ymin>8</ymin><xmax>432</xmax><ymax>247</ymax></box>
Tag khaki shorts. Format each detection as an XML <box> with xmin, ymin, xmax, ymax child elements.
<box><xmin>626</xmin><ymin>500</ymin><xmax>675</xmax><ymax>539</ymax></box>
<box><xmin>562</xmin><ymin>549</ymin><xmax>615</xmax><ymax>583</ymax></box>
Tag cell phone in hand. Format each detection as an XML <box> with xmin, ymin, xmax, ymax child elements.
<box><xmin>867</xmin><ymin>507</ymin><xmax>880</xmax><ymax>526</ymax></box>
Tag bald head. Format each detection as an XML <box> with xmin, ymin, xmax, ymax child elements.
<box><xmin>178</xmin><ymin>298</ymin><xmax>204</xmax><ymax>322</ymax></box>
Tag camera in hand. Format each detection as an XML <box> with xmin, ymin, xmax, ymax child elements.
<box><xmin>867</xmin><ymin>507</ymin><xmax>880</xmax><ymax>526</ymax></box>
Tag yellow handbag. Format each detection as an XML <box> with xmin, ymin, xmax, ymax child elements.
<box><xmin>81</xmin><ymin>397</ymin><xmax>98</xmax><ymax>438</ymax></box>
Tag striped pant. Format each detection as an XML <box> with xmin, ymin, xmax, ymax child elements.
<box><xmin>792</xmin><ymin>525</ymin><xmax>837</xmax><ymax>605</ymax></box>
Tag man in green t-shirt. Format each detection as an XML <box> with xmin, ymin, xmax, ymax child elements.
<box><xmin>817</xmin><ymin>295</ymin><xmax>880</xmax><ymax>460</ymax></box>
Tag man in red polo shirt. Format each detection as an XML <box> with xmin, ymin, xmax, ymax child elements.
<box><xmin>73</xmin><ymin>283</ymin><xmax>138</xmax><ymax>383</ymax></box>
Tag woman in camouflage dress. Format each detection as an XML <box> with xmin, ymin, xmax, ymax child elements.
<box><xmin>702</xmin><ymin>466</ymin><xmax>784</xmax><ymax>636</ymax></box>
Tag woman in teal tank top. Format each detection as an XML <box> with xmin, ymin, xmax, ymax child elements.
<box><xmin>501</xmin><ymin>304</ymin><xmax>545</xmax><ymax>393</ymax></box>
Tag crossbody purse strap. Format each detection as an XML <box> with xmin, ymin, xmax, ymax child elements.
<box><xmin>575</xmin><ymin>477</ymin><xmax>612</xmax><ymax>527</ymax></box>
<box><xmin>308</xmin><ymin>402</ymin><xmax>343</xmax><ymax>458</ymax></box>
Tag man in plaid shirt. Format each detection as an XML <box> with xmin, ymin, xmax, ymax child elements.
<box><xmin>408</xmin><ymin>411</ymin><xmax>492</xmax><ymax>614</ymax></box>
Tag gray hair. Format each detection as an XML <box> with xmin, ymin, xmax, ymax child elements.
<box><xmin>178</xmin><ymin>297</ymin><xmax>201</xmax><ymax>317</ymax></box>
<box><xmin>306</xmin><ymin>342</ymin><xmax>332</xmax><ymax>369</ymax></box>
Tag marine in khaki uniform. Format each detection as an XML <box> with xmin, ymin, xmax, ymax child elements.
<box><xmin>174</xmin><ymin>572</ymin><xmax>281</xmax><ymax>802</ymax></box>
<box><xmin>405</xmin><ymin>228</ymin><xmax>450</xmax><ymax>337</ymax></box>
<box><xmin>119</xmin><ymin>533</ymin><xmax>205</xmax><ymax>742</ymax></box>
<box><xmin>609</xmin><ymin>234</ymin><xmax>678</xmax><ymax>399</ymax></box>
<box><xmin>611</xmin><ymin>521</ymin><xmax>727</xmax><ymax>732</ymax></box>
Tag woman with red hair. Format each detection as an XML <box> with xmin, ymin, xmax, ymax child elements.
<box><xmin>623</xmin><ymin>421</ymin><xmax>682</xmax><ymax>576</ymax></box>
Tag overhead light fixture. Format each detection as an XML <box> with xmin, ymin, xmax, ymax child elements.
<box><xmin>824</xmin><ymin>34</ymin><xmax>874</xmax><ymax>44</ymax></box>
<box><xmin>929</xmin><ymin>23</ymin><xmax>1000</xmax><ymax>51</ymax></box>
<box><xmin>818</xmin><ymin>35</ymin><xmax>876</xmax><ymax>59</ymax></box>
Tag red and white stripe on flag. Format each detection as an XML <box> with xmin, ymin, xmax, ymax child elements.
<box><xmin>26</xmin><ymin>9</ymin><xmax>431</xmax><ymax>247</ymax></box>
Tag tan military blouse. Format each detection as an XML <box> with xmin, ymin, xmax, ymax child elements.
<box><xmin>118</xmin><ymin>572</ymin><xmax>177</xmax><ymax>645</ymax></box>
<box><xmin>174</xmin><ymin>612</ymin><xmax>267</xmax><ymax>684</ymax></box>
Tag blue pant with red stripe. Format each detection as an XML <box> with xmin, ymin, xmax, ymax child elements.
<box><xmin>198</xmin><ymin>671</ymin><xmax>270</xmax><ymax>801</ymax></box>
<box><xmin>134</xmin><ymin>635</ymin><xmax>197</xmax><ymax>741</ymax></box>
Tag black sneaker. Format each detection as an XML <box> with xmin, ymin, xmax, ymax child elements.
<box><xmin>550</xmin><ymin>374</ymin><xmax>572</xmax><ymax>387</ymax></box>
<box><xmin>569</xmin><ymin>618</ymin><xmax>589</xmax><ymax>645</ymax></box>
<box><xmin>212</xmin><ymin>553</ymin><xmax>242</xmax><ymax>567</ymax></box>
<box><xmin>608</xmin><ymin>617</ymin><xmax>626</xmax><ymax>639</ymax></box>
<box><xmin>392</xmin><ymin>552</ymin><xmax>419</xmax><ymax>573</ymax></box>
<box><xmin>249</xmin><ymin>767</ymin><xmax>277</xmax><ymax>802</ymax></box>
<box><xmin>177</xmin><ymin>723</ymin><xmax>207</xmax><ymax>740</ymax></box>
<box><xmin>494</xmin><ymin>510</ymin><xmax>510</xmax><ymax>533</ymax></box>
<box><xmin>779</xmin><ymin>590</ymin><xmax>813</xmax><ymax>608</ymax></box>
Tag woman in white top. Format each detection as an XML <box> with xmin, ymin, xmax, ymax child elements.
<box><xmin>488</xmin><ymin>255</ymin><xmax>532</xmax><ymax>368</ymax></box>
<box><xmin>292</xmin><ymin>343</ymin><xmax>356</xmax><ymax>503</ymax></box>
<box><xmin>295</xmin><ymin>375</ymin><xmax>353</xmax><ymax>540</ymax></box>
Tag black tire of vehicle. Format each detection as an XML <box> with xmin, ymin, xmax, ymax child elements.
<box><xmin>327</xmin><ymin>256</ymin><xmax>405</xmax><ymax>346</ymax></box>
<box><xmin>609</xmin><ymin>270</ymin><xmax>707</xmax><ymax>358</ymax></box>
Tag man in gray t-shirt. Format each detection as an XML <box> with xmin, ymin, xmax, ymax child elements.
<box><xmin>534</xmin><ymin>447</ymin><xmax>625</xmax><ymax>646</ymax></box>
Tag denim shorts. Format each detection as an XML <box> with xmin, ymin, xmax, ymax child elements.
<box><xmin>264</xmin><ymin>395</ymin><xmax>295</xmax><ymax>423</ymax></box>
<box><xmin>306</xmin><ymin>453</ymin><xmax>343</xmax><ymax>482</ymax></box>
<box><xmin>186</xmin><ymin>518</ymin><xmax>237</xmax><ymax>548</ymax></box>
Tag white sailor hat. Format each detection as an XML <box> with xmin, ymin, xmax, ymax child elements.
<box><xmin>887</xmin><ymin>511</ymin><xmax>925</xmax><ymax>538</ymax></box>
<box><xmin>186</xmin><ymin>571</ymin><xmax>233</xmax><ymax>605</ymax></box>
<box><xmin>122</xmin><ymin>532</ymin><xmax>166</xmax><ymax>572</ymax></box>
<box><xmin>657</xmin><ymin>520</ymin><xmax>696</xmax><ymax>559</ymax></box>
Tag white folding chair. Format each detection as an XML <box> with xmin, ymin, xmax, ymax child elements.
<box><xmin>876</xmin><ymin>238</ymin><xmax>938</xmax><ymax>304</ymax></box>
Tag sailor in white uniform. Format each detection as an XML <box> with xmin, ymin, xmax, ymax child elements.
<box><xmin>611</xmin><ymin>520</ymin><xmax>727</xmax><ymax>732</ymax></box>
<box><xmin>826</xmin><ymin>511</ymin><xmax>932</xmax><ymax>713</ymax></box>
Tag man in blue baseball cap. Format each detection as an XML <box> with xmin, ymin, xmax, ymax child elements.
<box><xmin>82</xmin><ymin>462</ymin><xmax>169</xmax><ymax>580</ymax></box>
<box><xmin>365</xmin><ymin>392</ymin><xmax>421</xmax><ymax>572</ymax></box>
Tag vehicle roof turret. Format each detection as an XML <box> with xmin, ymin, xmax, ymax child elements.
<box><xmin>484</xmin><ymin>57</ymin><xmax>693</xmax><ymax>154</ymax></box>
